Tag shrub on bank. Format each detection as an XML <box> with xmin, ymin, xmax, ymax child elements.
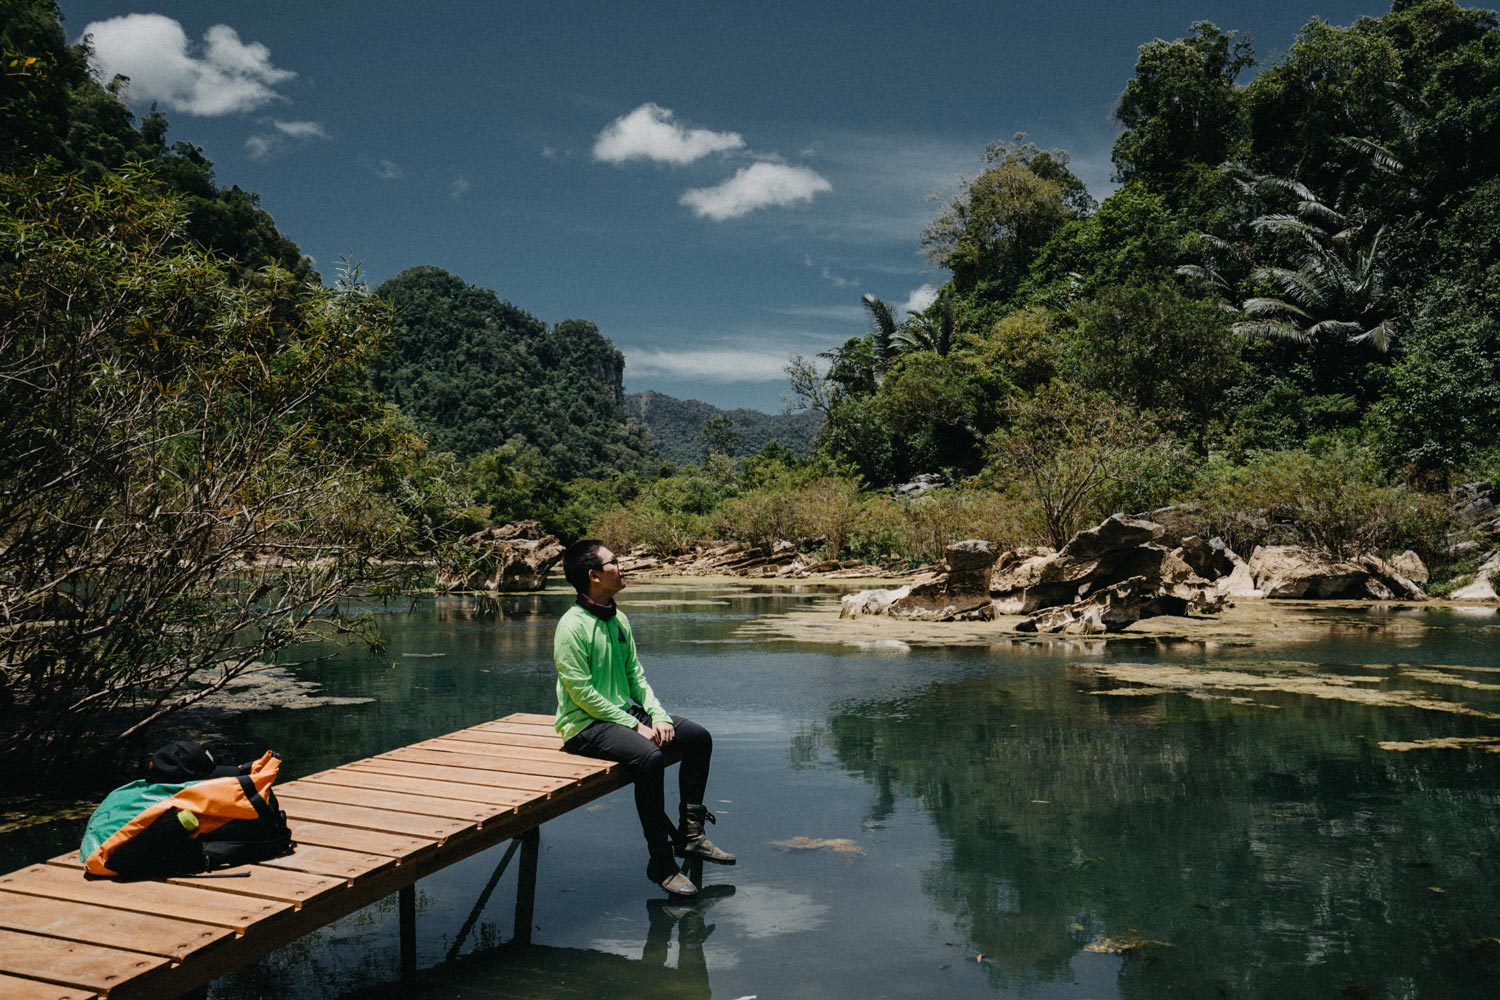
<box><xmin>1195</xmin><ymin>449</ymin><xmax>1452</xmax><ymax>563</ymax></box>
<box><xmin>858</xmin><ymin>490</ymin><xmax>1030</xmax><ymax>566</ymax></box>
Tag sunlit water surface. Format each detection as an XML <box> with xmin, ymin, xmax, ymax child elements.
<box><xmin>7</xmin><ymin>586</ymin><xmax>1500</xmax><ymax>999</ymax></box>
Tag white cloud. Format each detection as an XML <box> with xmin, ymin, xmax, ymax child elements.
<box><xmin>82</xmin><ymin>14</ymin><xmax>294</xmax><ymax>116</ymax></box>
<box><xmin>376</xmin><ymin>159</ymin><xmax>402</xmax><ymax>180</ymax></box>
<box><xmin>593</xmin><ymin>103</ymin><xmax>744</xmax><ymax>165</ymax></box>
<box><xmin>803</xmin><ymin>255</ymin><xmax>859</xmax><ymax>289</ymax></box>
<box><xmin>902</xmin><ymin>283</ymin><xmax>939</xmax><ymax>316</ymax></box>
<box><xmin>450</xmin><ymin>176</ymin><xmax>470</xmax><ymax>199</ymax></box>
<box><xmin>680</xmin><ymin>163</ymin><xmax>831</xmax><ymax>221</ymax></box>
<box><xmin>626</xmin><ymin>346</ymin><xmax>796</xmax><ymax>382</ymax></box>
<box><xmin>245</xmin><ymin>119</ymin><xmax>328</xmax><ymax>160</ymax></box>
<box><xmin>244</xmin><ymin>134</ymin><xmax>277</xmax><ymax>160</ymax></box>
<box><xmin>272</xmin><ymin>119</ymin><xmax>327</xmax><ymax>139</ymax></box>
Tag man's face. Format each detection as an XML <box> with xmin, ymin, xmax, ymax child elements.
<box><xmin>588</xmin><ymin>546</ymin><xmax>626</xmax><ymax>599</ymax></box>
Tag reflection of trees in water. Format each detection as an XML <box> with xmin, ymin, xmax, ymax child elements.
<box><xmin>826</xmin><ymin>669</ymin><xmax>1500</xmax><ymax>997</ymax></box>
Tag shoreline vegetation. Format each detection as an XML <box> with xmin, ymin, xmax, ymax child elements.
<box><xmin>7</xmin><ymin>0</ymin><xmax>1500</xmax><ymax>778</ymax></box>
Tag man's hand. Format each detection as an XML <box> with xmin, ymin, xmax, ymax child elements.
<box><xmin>636</xmin><ymin>720</ymin><xmax>675</xmax><ymax>746</ymax></box>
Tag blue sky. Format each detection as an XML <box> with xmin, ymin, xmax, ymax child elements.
<box><xmin>60</xmin><ymin>0</ymin><xmax>1390</xmax><ymax>411</ymax></box>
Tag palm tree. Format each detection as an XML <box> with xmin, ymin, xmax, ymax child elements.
<box><xmin>1178</xmin><ymin>167</ymin><xmax>1396</xmax><ymax>351</ymax></box>
<box><xmin>860</xmin><ymin>293</ymin><xmax>899</xmax><ymax>373</ymax></box>
<box><xmin>1237</xmin><ymin>205</ymin><xmax>1395</xmax><ymax>351</ymax></box>
<box><xmin>893</xmin><ymin>289</ymin><xmax>957</xmax><ymax>357</ymax></box>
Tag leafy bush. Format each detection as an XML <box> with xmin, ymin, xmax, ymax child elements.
<box><xmin>858</xmin><ymin>489</ymin><xmax>1030</xmax><ymax>565</ymax></box>
<box><xmin>985</xmin><ymin>383</ymin><xmax>1176</xmax><ymax>547</ymax></box>
<box><xmin>718</xmin><ymin>484</ymin><xmax>804</xmax><ymax>554</ymax></box>
<box><xmin>0</xmin><ymin>171</ymin><xmax>420</xmax><ymax>770</ymax></box>
<box><xmin>796</xmin><ymin>477</ymin><xmax>865</xmax><ymax>560</ymax></box>
<box><xmin>1194</xmin><ymin>449</ymin><xmax>1452</xmax><ymax>561</ymax></box>
<box><xmin>588</xmin><ymin>499</ymin><xmax>710</xmax><ymax>558</ymax></box>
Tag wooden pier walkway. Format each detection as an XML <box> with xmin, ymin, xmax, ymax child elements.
<box><xmin>0</xmin><ymin>712</ymin><xmax>632</xmax><ymax>999</ymax></box>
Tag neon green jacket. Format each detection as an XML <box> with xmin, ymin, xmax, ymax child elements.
<box><xmin>554</xmin><ymin>604</ymin><xmax>668</xmax><ymax>742</ymax></box>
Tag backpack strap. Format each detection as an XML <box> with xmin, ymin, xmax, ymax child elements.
<box><xmin>235</xmin><ymin>773</ymin><xmax>278</xmax><ymax>823</ymax></box>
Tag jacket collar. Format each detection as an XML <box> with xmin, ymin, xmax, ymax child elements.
<box><xmin>575</xmin><ymin>592</ymin><xmax>618</xmax><ymax>621</ymax></box>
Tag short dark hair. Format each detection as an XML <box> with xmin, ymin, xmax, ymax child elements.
<box><xmin>563</xmin><ymin>538</ymin><xmax>607</xmax><ymax>594</ymax></box>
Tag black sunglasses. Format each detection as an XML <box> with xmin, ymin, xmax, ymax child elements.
<box><xmin>590</xmin><ymin>557</ymin><xmax>619</xmax><ymax>570</ymax></box>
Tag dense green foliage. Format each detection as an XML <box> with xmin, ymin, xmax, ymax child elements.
<box><xmin>368</xmin><ymin>266</ymin><xmax>662</xmax><ymax>537</ymax></box>
<box><xmin>767</xmin><ymin>0</ymin><xmax>1500</xmax><ymax>570</ymax></box>
<box><xmin>623</xmin><ymin>390</ymin><xmax>821</xmax><ymax>465</ymax></box>
<box><xmin>0</xmin><ymin>170</ymin><xmax>431</xmax><ymax>770</ymax></box>
<box><xmin>371</xmin><ymin>266</ymin><xmax>657</xmax><ymax>473</ymax></box>
<box><xmin>0</xmin><ymin>3</ymin><xmax>458</xmax><ymax>772</ymax></box>
<box><xmin>2</xmin><ymin>1</ymin><xmax>311</xmax><ymax>280</ymax></box>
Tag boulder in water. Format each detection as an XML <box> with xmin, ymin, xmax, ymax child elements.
<box><xmin>436</xmin><ymin>521</ymin><xmax>564</xmax><ymax>592</ymax></box>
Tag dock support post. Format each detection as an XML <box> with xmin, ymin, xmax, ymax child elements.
<box><xmin>399</xmin><ymin>881</ymin><xmax>417</xmax><ymax>979</ymax></box>
<box><xmin>513</xmin><ymin>826</ymin><xmax>540</xmax><ymax>945</ymax></box>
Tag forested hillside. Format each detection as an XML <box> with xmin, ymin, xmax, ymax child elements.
<box><xmin>372</xmin><ymin>266</ymin><xmax>659</xmax><ymax>476</ymax></box>
<box><xmin>624</xmin><ymin>390</ymin><xmax>821</xmax><ymax>465</ymax></box>
<box><xmin>1</xmin><ymin>1</ymin><xmax>309</xmax><ymax>279</ymax></box>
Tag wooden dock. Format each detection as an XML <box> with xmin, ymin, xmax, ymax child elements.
<box><xmin>0</xmin><ymin>712</ymin><xmax>632</xmax><ymax>999</ymax></box>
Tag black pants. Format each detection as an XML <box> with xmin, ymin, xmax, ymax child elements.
<box><xmin>563</xmin><ymin>705</ymin><xmax>712</xmax><ymax>864</ymax></box>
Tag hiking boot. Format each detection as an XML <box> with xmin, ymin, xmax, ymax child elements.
<box><xmin>676</xmin><ymin>804</ymin><xmax>736</xmax><ymax>865</ymax></box>
<box><xmin>657</xmin><ymin>871</ymin><xmax>699</xmax><ymax>897</ymax></box>
<box><xmin>648</xmin><ymin>854</ymin><xmax>698</xmax><ymax>898</ymax></box>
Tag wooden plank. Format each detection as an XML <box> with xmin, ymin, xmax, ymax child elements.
<box><xmin>410</xmin><ymin>739</ymin><xmax>596</xmax><ymax>777</ymax></box>
<box><xmin>0</xmin><ymin>890</ymin><xmax>233</xmax><ymax>961</ymax></box>
<box><xmin>283</xmin><ymin>819</ymin><xmax>437</xmax><ymax>860</ymax></box>
<box><xmin>256</xmin><ymin>844</ymin><xmax>395</xmax><ymax>882</ymax></box>
<box><xmin>0</xmin><ymin>865</ymin><xmax>290</xmax><ymax>933</ymax></box>
<box><xmin>480</xmin><ymin>719</ymin><xmax>562</xmax><ymax>736</ymax></box>
<box><xmin>276</xmin><ymin>783</ymin><xmax>498</xmax><ymax>825</ymax></box>
<box><xmin>43</xmin><ymin>855</ymin><xmax>346</xmax><ymax>912</ymax></box>
<box><xmin>378</xmin><ymin>746</ymin><xmax>585</xmax><ymax>785</ymax></box>
<box><xmin>426</xmin><ymin>732</ymin><xmax>596</xmax><ymax>763</ymax></box>
<box><xmin>344</xmin><ymin>756</ymin><xmax>572</xmax><ymax>794</ymax></box>
<box><xmin>443</xmin><ymin>728</ymin><xmax>562</xmax><ymax>749</ymax></box>
<box><xmin>498</xmin><ymin>711</ymin><xmax>556</xmax><ymax>727</ymax></box>
<box><xmin>0</xmin><ymin>928</ymin><xmax>169</xmax><ymax>995</ymax></box>
<box><xmin>0</xmin><ymin>972</ymin><xmax>97</xmax><ymax>1000</ymax></box>
<box><xmin>296</xmin><ymin>768</ymin><xmax>530</xmax><ymax>808</ymax></box>
<box><xmin>279</xmin><ymin>798</ymin><xmax>473</xmax><ymax>841</ymax></box>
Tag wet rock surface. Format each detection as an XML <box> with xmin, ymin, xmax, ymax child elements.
<box><xmin>840</xmin><ymin>585</ymin><xmax>912</xmax><ymax>619</ymax></box>
<box><xmin>1451</xmin><ymin>551</ymin><xmax>1500</xmax><ymax>601</ymax></box>
<box><xmin>623</xmin><ymin>541</ymin><xmax>888</xmax><ymax>579</ymax></box>
<box><xmin>887</xmin><ymin>540</ymin><xmax>997</xmax><ymax>621</ymax></box>
<box><xmin>828</xmin><ymin>511</ymin><xmax>1458</xmax><ymax>635</ymax></box>
<box><xmin>987</xmin><ymin>514</ymin><xmax>1227</xmax><ymax>632</ymax></box>
<box><xmin>435</xmin><ymin>520</ymin><xmax>564</xmax><ymax>592</ymax></box>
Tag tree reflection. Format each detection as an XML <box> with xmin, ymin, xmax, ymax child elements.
<box><xmin>825</xmin><ymin>667</ymin><xmax>1500</xmax><ymax>997</ymax></box>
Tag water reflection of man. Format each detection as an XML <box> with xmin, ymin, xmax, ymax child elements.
<box><xmin>643</xmin><ymin>882</ymin><xmax>734</xmax><ymax>995</ymax></box>
<box><xmin>554</xmin><ymin>540</ymin><xmax>735</xmax><ymax>897</ymax></box>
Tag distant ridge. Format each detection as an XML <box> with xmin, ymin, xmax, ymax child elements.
<box><xmin>625</xmin><ymin>390</ymin><xmax>821</xmax><ymax>465</ymax></box>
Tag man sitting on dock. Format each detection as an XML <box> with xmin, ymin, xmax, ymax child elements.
<box><xmin>554</xmin><ymin>539</ymin><xmax>735</xmax><ymax>897</ymax></box>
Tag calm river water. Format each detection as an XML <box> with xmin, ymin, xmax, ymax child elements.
<box><xmin>8</xmin><ymin>583</ymin><xmax>1500</xmax><ymax>999</ymax></box>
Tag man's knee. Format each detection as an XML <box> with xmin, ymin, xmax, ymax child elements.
<box><xmin>632</xmin><ymin>746</ymin><xmax>666</xmax><ymax>777</ymax></box>
<box><xmin>674</xmin><ymin>718</ymin><xmax>711</xmax><ymax>753</ymax></box>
